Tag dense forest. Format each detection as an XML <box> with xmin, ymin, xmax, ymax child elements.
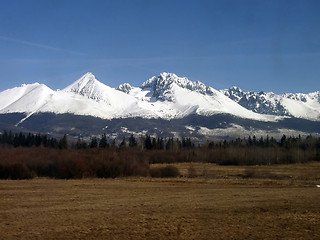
<box><xmin>0</xmin><ymin>131</ymin><xmax>319</xmax><ymax>179</ymax></box>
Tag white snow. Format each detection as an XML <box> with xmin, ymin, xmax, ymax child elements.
<box><xmin>0</xmin><ymin>72</ymin><xmax>318</xmax><ymax>123</ymax></box>
<box><xmin>0</xmin><ymin>83</ymin><xmax>48</xmax><ymax>111</ymax></box>
<box><xmin>277</xmin><ymin>92</ymin><xmax>320</xmax><ymax>120</ymax></box>
<box><xmin>197</xmin><ymin>125</ymin><xmax>313</xmax><ymax>139</ymax></box>
<box><xmin>0</xmin><ymin>83</ymin><xmax>54</xmax><ymax>114</ymax></box>
<box><xmin>185</xmin><ymin>125</ymin><xmax>196</xmax><ymax>132</ymax></box>
<box><xmin>221</xmin><ymin>87</ymin><xmax>320</xmax><ymax>121</ymax></box>
<box><xmin>136</xmin><ymin>73</ymin><xmax>278</xmax><ymax>121</ymax></box>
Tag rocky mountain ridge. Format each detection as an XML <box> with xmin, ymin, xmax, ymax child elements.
<box><xmin>221</xmin><ymin>86</ymin><xmax>320</xmax><ymax>119</ymax></box>
<box><xmin>0</xmin><ymin>72</ymin><xmax>319</xmax><ymax>139</ymax></box>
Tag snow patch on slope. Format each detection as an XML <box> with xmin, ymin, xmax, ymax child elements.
<box><xmin>221</xmin><ymin>87</ymin><xmax>320</xmax><ymax>120</ymax></box>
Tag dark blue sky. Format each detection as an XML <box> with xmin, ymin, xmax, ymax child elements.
<box><xmin>0</xmin><ymin>0</ymin><xmax>319</xmax><ymax>93</ymax></box>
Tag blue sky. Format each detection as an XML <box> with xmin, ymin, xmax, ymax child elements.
<box><xmin>0</xmin><ymin>0</ymin><xmax>319</xmax><ymax>93</ymax></box>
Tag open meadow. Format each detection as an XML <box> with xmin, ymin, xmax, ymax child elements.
<box><xmin>0</xmin><ymin>162</ymin><xmax>320</xmax><ymax>240</ymax></box>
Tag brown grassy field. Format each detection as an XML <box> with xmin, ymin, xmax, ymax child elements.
<box><xmin>0</xmin><ymin>162</ymin><xmax>319</xmax><ymax>240</ymax></box>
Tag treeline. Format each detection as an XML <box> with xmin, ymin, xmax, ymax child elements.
<box><xmin>205</xmin><ymin>134</ymin><xmax>320</xmax><ymax>151</ymax></box>
<box><xmin>84</xmin><ymin>134</ymin><xmax>320</xmax><ymax>154</ymax></box>
<box><xmin>76</xmin><ymin>134</ymin><xmax>194</xmax><ymax>150</ymax></box>
<box><xmin>201</xmin><ymin>134</ymin><xmax>320</xmax><ymax>165</ymax></box>
<box><xmin>0</xmin><ymin>131</ymin><xmax>67</xmax><ymax>149</ymax></box>
<box><xmin>3</xmin><ymin>131</ymin><xmax>318</xmax><ymax>155</ymax></box>
<box><xmin>87</xmin><ymin>134</ymin><xmax>320</xmax><ymax>165</ymax></box>
<box><xmin>0</xmin><ymin>131</ymin><xmax>319</xmax><ymax>179</ymax></box>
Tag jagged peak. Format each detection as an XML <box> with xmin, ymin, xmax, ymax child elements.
<box><xmin>141</xmin><ymin>72</ymin><xmax>192</xmax><ymax>88</ymax></box>
<box><xmin>117</xmin><ymin>83</ymin><xmax>133</xmax><ymax>94</ymax></box>
<box><xmin>221</xmin><ymin>86</ymin><xmax>245</xmax><ymax>101</ymax></box>
<box><xmin>159</xmin><ymin>72</ymin><xmax>178</xmax><ymax>79</ymax></box>
<box><xmin>223</xmin><ymin>86</ymin><xmax>244</xmax><ymax>94</ymax></box>
<box><xmin>222</xmin><ymin>86</ymin><xmax>279</xmax><ymax>98</ymax></box>
<box><xmin>230</xmin><ymin>86</ymin><xmax>242</xmax><ymax>91</ymax></box>
<box><xmin>141</xmin><ymin>72</ymin><xmax>217</xmax><ymax>101</ymax></box>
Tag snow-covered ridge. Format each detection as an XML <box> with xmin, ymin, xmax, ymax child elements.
<box><xmin>221</xmin><ymin>87</ymin><xmax>320</xmax><ymax>120</ymax></box>
<box><xmin>116</xmin><ymin>83</ymin><xmax>133</xmax><ymax>94</ymax></box>
<box><xmin>0</xmin><ymin>83</ymin><xmax>54</xmax><ymax>113</ymax></box>
<box><xmin>0</xmin><ymin>72</ymin><xmax>318</xmax><ymax>122</ymax></box>
<box><xmin>140</xmin><ymin>72</ymin><xmax>217</xmax><ymax>102</ymax></box>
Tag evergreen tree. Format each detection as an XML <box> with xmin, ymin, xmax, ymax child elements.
<box><xmin>166</xmin><ymin>137</ymin><xmax>174</xmax><ymax>151</ymax></box>
<box><xmin>280</xmin><ymin>134</ymin><xmax>287</xmax><ymax>146</ymax></box>
<box><xmin>145</xmin><ymin>135</ymin><xmax>152</xmax><ymax>150</ymax></box>
<box><xmin>90</xmin><ymin>137</ymin><xmax>98</xmax><ymax>148</ymax></box>
<box><xmin>99</xmin><ymin>134</ymin><xmax>108</xmax><ymax>148</ymax></box>
<box><xmin>13</xmin><ymin>132</ymin><xmax>26</xmax><ymax>147</ymax></box>
<box><xmin>75</xmin><ymin>137</ymin><xmax>82</xmax><ymax>149</ymax></box>
<box><xmin>59</xmin><ymin>134</ymin><xmax>68</xmax><ymax>149</ymax></box>
<box><xmin>35</xmin><ymin>133</ymin><xmax>42</xmax><ymax>146</ymax></box>
<box><xmin>26</xmin><ymin>133</ymin><xmax>35</xmax><ymax>147</ymax></box>
<box><xmin>42</xmin><ymin>135</ymin><xmax>48</xmax><ymax>147</ymax></box>
<box><xmin>252</xmin><ymin>135</ymin><xmax>257</xmax><ymax>145</ymax></box>
<box><xmin>152</xmin><ymin>138</ymin><xmax>157</xmax><ymax>150</ymax></box>
<box><xmin>111</xmin><ymin>139</ymin><xmax>116</xmax><ymax>148</ymax></box>
<box><xmin>265</xmin><ymin>135</ymin><xmax>270</xmax><ymax>147</ymax></box>
<box><xmin>2</xmin><ymin>130</ymin><xmax>14</xmax><ymax>146</ymax></box>
<box><xmin>154</xmin><ymin>137</ymin><xmax>164</xmax><ymax>150</ymax></box>
<box><xmin>259</xmin><ymin>136</ymin><xmax>264</xmax><ymax>147</ymax></box>
<box><xmin>159</xmin><ymin>138</ymin><xmax>164</xmax><ymax>150</ymax></box>
<box><xmin>182</xmin><ymin>137</ymin><xmax>193</xmax><ymax>148</ymax></box>
<box><xmin>49</xmin><ymin>137</ymin><xmax>59</xmax><ymax>149</ymax></box>
<box><xmin>119</xmin><ymin>136</ymin><xmax>126</xmax><ymax>148</ymax></box>
<box><xmin>128</xmin><ymin>134</ymin><xmax>137</xmax><ymax>148</ymax></box>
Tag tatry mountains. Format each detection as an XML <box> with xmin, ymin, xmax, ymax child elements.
<box><xmin>0</xmin><ymin>72</ymin><xmax>319</xmax><ymax>140</ymax></box>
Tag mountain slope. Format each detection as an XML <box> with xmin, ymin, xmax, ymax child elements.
<box><xmin>0</xmin><ymin>73</ymin><xmax>157</xmax><ymax>120</ymax></box>
<box><xmin>120</xmin><ymin>72</ymin><xmax>277</xmax><ymax>121</ymax></box>
<box><xmin>0</xmin><ymin>72</ymin><xmax>317</xmax><ymax>122</ymax></box>
<box><xmin>0</xmin><ymin>72</ymin><xmax>319</xmax><ymax>139</ymax></box>
<box><xmin>61</xmin><ymin>72</ymin><xmax>156</xmax><ymax>119</ymax></box>
<box><xmin>0</xmin><ymin>83</ymin><xmax>54</xmax><ymax>114</ymax></box>
<box><xmin>221</xmin><ymin>87</ymin><xmax>320</xmax><ymax>120</ymax></box>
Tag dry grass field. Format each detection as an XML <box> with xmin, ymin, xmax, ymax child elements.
<box><xmin>0</xmin><ymin>162</ymin><xmax>320</xmax><ymax>240</ymax></box>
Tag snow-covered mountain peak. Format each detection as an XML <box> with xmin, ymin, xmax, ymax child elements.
<box><xmin>282</xmin><ymin>92</ymin><xmax>320</xmax><ymax>103</ymax></box>
<box><xmin>20</xmin><ymin>82</ymin><xmax>40</xmax><ymax>87</ymax></box>
<box><xmin>0</xmin><ymin>72</ymin><xmax>318</xmax><ymax>124</ymax></box>
<box><xmin>309</xmin><ymin>91</ymin><xmax>320</xmax><ymax>103</ymax></box>
<box><xmin>142</xmin><ymin>72</ymin><xmax>202</xmax><ymax>90</ymax></box>
<box><xmin>62</xmin><ymin>72</ymin><xmax>116</xmax><ymax>103</ymax></box>
<box><xmin>141</xmin><ymin>72</ymin><xmax>178</xmax><ymax>89</ymax></box>
<box><xmin>117</xmin><ymin>83</ymin><xmax>133</xmax><ymax>94</ymax></box>
<box><xmin>221</xmin><ymin>87</ymin><xmax>320</xmax><ymax>120</ymax></box>
<box><xmin>63</xmin><ymin>72</ymin><xmax>99</xmax><ymax>93</ymax></box>
<box><xmin>222</xmin><ymin>86</ymin><xmax>244</xmax><ymax>102</ymax></box>
<box><xmin>140</xmin><ymin>72</ymin><xmax>218</xmax><ymax>101</ymax></box>
<box><xmin>0</xmin><ymin>82</ymin><xmax>54</xmax><ymax>115</ymax></box>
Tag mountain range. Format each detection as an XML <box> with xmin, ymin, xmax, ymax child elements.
<box><xmin>0</xmin><ymin>72</ymin><xmax>319</xmax><ymax>140</ymax></box>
